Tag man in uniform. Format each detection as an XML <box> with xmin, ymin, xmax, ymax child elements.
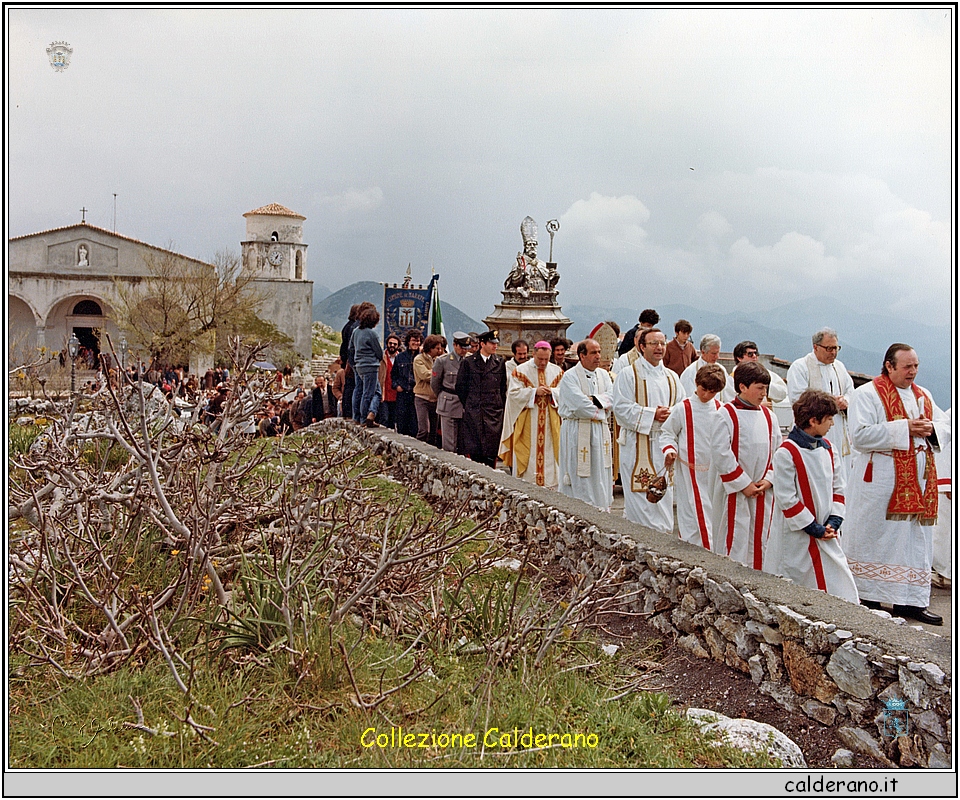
<box><xmin>612</xmin><ymin>328</ymin><xmax>685</xmax><ymax>533</ymax></box>
<box><xmin>431</xmin><ymin>331</ymin><xmax>472</xmax><ymax>453</ymax></box>
<box><xmin>499</xmin><ymin>341</ymin><xmax>564</xmax><ymax>488</ymax></box>
<box><xmin>558</xmin><ymin>339</ymin><xmax>614</xmax><ymax>511</ymax></box>
<box><xmin>455</xmin><ymin>329</ymin><xmax>507</xmax><ymax>468</ymax></box>
<box><xmin>843</xmin><ymin>344</ymin><xmax>949</xmax><ymax>625</ymax></box>
<box><xmin>786</xmin><ymin>327</ymin><xmax>855</xmax><ymax>477</ymax></box>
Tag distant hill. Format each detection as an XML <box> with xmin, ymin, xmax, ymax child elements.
<box><xmin>313</xmin><ymin>281</ymin><xmax>483</xmax><ymax>338</ymax></box>
<box><xmin>564</xmin><ymin>301</ymin><xmax>951</xmax><ymax>408</ymax></box>
<box><xmin>313</xmin><ymin>283</ymin><xmax>333</xmax><ymax>303</ymax></box>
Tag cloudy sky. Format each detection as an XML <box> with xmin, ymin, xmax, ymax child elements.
<box><xmin>7</xmin><ymin>6</ymin><xmax>954</xmax><ymax>328</ymax></box>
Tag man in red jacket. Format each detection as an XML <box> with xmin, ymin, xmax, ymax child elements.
<box><xmin>663</xmin><ymin>319</ymin><xmax>696</xmax><ymax>376</ymax></box>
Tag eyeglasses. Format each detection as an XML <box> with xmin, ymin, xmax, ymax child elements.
<box><xmin>816</xmin><ymin>344</ymin><xmax>842</xmax><ymax>353</ymax></box>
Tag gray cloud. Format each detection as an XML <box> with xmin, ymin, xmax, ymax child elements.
<box><xmin>8</xmin><ymin>7</ymin><xmax>952</xmax><ymax>332</ymax></box>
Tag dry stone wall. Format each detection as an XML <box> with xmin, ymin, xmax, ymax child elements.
<box><xmin>351</xmin><ymin>424</ymin><xmax>952</xmax><ymax>769</ymax></box>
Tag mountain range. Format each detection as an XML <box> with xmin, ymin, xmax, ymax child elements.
<box><xmin>313</xmin><ymin>282</ymin><xmax>484</xmax><ymax>343</ymax></box>
<box><xmin>315</xmin><ymin>285</ymin><xmax>951</xmax><ymax>406</ymax></box>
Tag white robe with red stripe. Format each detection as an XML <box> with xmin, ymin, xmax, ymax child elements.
<box><xmin>710</xmin><ymin>399</ymin><xmax>781</xmax><ymax>568</ymax></box>
<box><xmin>766</xmin><ymin>438</ymin><xmax>859</xmax><ymax>603</ymax></box>
<box><xmin>932</xmin><ymin>407</ymin><xmax>952</xmax><ymax>581</ymax></box>
<box><xmin>661</xmin><ymin>396</ymin><xmax>721</xmax><ymax>549</ymax></box>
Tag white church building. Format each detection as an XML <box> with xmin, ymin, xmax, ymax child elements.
<box><xmin>8</xmin><ymin>203</ymin><xmax>313</xmax><ymax>370</ymax></box>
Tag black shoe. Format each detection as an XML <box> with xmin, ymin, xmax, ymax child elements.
<box><xmin>892</xmin><ymin>605</ymin><xmax>943</xmax><ymax>626</ymax></box>
<box><xmin>860</xmin><ymin>599</ymin><xmax>883</xmax><ymax>610</ymax></box>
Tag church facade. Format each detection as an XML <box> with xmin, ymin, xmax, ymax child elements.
<box><xmin>8</xmin><ymin>203</ymin><xmax>313</xmax><ymax>369</ymax></box>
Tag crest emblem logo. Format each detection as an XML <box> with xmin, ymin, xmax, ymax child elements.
<box><xmin>882</xmin><ymin>697</ymin><xmax>909</xmax><ymax>738</ymax></box>
<box><xmin>47</xmin><ymin>41</ymin><xmax>73</xmax><ymax>72</ymax></box>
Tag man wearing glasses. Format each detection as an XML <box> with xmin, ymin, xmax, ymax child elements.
<box><xmin>732</xmin><ymin>341</ymin><xmax>788</xmax><ymax>406</ymax></box>
<box><xmin>787</xmin><ymin>328</ymin><xmax>855</xmax><ymax>477</ymax></box>
<box><xmin>612</xmin><ymin>328</ymin><xmax>685</xmax><ymax>533</ymax></box>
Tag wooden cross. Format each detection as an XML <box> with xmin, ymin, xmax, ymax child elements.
<box><xmin>80</xmin><ymin>207</ymin><xmax>88</xmax><ymax>223</ymax></box>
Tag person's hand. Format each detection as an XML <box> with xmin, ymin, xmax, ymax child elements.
<box><xmin>822</xmin><ymin>524</ymin><xmax>840</xmax><ymax>540</ymax></box>
<box><xmin>654</xmin><ymin>405</ymin><xmax>670</xmax><ymax>423</ymax></box>
<box><xmin>835</xmin><ymin>395</ymin><xmax>849</xmax><ymax>412</ymax></box>
<box><xmin>908</xmin><ymin>418</ymin><xmax>933</xmax><ymax>438</ymax></box>
<box><xmin>664</xmin><ymin>452</ymin><xmax>677</xmax><ymax>470</ymax></box>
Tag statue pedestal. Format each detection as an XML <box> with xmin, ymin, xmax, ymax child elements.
<box><xmin>483</xmin><ymin>287</ymin><xmax>571</xmax><ymax>358</ymax></box>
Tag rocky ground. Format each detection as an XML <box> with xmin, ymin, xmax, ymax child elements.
<box><xmin>617</xmin><ymin>616</ymin><xmax>888</xmax><ymax>769</ymax></box>
<box><xmin>542</xmin><ymin>562</ymin><xmax>888</xmax><ymax>770</ymax></box>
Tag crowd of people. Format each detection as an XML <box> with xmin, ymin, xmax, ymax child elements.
<box><xmin>335</xmin><ymin>302</ymin><xmax>951</xmax><ymax>627</ymax></box>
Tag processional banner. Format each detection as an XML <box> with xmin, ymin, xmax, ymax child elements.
<box><xmin>382</xmin><ymin>275</ymin><xmax>437</xmax><ymax>343</ymax></box>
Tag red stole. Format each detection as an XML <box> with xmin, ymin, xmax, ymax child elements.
<box><xmin>872</xmin><ymin>374</ymin><xmax>938</xmax><ymax>524</ymax></box>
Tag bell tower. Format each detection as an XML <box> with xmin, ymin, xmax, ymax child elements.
<box><xmin>240</xmin><ymin>203</ymin><xmax>313</xmax><ymax>361</ymax></box>
<box><xmin>241</xmin><ymin>203</ymin><xmax>308</xmax><ymax>281</ymax></box>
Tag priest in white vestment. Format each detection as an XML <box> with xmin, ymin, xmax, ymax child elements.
<box><xmin>558</xmin><ymin>339</ymin><xmax>614</xmax><ymax>511</ymax></box>
<box><xmin>843</xmin><ymin>345</ymin><xmax>950</xmax><ymax>625</ymax></box>
<box><xmin>499</xmin><ymin>342</ymin><xmax>564</xmax><ymax>489</ymax></box>
<box><xmin>680</xmin><ymin>334</ymin><xmax>735</xmax><ymax>403</ymax></box>
<box><xmin>786</xmin><ymin>328</ymin><xmax>855</xmax><ymax>477</ymax></box>
<box><xmin>613</xmin><ymin>328</ymin><xmax>685</xmax><ymax>534</ymax></box>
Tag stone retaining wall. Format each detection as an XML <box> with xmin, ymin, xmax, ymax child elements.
<box><xmin>354</xmin><ymin>424</ymin><xmax>952</xmax><ymax>769</ymax></box>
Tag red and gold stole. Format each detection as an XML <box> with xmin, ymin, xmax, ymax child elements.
<box><xmin>872</xmin><ymin>374</ymin><xmax>938</xmax><ymax>524</ymax></box>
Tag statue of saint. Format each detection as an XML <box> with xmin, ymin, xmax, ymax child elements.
<box><xmin>504</xmin><ymin>216</ymin><xmax>558</xmax><ymax>298</ymax></box>
<box><xmin>77</xmin><ymin>244</ymin><xmax>89</xmax><ymax>267</ymax></box>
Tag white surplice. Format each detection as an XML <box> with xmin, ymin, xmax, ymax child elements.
<box><xmin>557</xmin><ymin>363</ymin><xmax>614</xmax><ymax>511</ymax></box>
<box><xmin>661</xmin><ymin>396</ymin><xmax>721</xmax><ymax>549</ymax></box>
<box><xmin>766</xmin><ymin>436</ymin><xmax>859</xmax><ymax>603</ymax></box>
<box><xmin>711</xmin><ymin>399</ymin><xmax>782</xmax><ymax>569</ymax></box>
<box><xmin>786</xmin><ymin>353</ymin><xmax>855</xmax><ymax>477</ymax></box>
<box><xmin>499</xmin><ymin>359</ymin><xmax>564</xmax><ymax>489</ymax></box>
<box><xmin>612</xmin><ymin>358</ymin><xmax>685</xmax><ymax>534</ymax></box>
<box><xmin>843</xmin><ymin>381</ymin><xmax>950</xmax><ymax>606</ymax></box>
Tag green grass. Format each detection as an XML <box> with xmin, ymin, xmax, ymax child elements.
<box><xmin>8</xmin><ymin>425</ymin><xmax>780</xmax><ymax>770</ymax></box>
<box><xmin>8</xmin><ymin>630</ymin><xmax>777</xmax><ymax>769</ymax></box>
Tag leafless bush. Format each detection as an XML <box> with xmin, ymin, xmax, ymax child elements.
<box><xmin>9</xmin><ymin>336</ymin><xmax>623</xmax><ymax>727</ymax></box>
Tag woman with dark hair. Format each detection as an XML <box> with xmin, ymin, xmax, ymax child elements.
<box><xmin>349</xmin><ymin>304</ymin><xmax>383</xmax><ymax>427</ymax></box>
<box><xmin>391</xmin><ymin>328</ymin><xmax>422</xmax><ymax>436</ymax></box>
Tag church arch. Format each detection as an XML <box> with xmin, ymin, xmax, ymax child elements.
<box><xmin>295</xmin><ymin>251</ymin><xmax>303</xmax><ymax>279</ymax></box>
<box><xmin>73</xmin><ymin>299</ymin><xmax>103</xmax><ymax>316</ymax></box>
<box><xmin>45</xmin><ymin>293</ymin><xmax>116</xmax><ymax>361</ymax></box>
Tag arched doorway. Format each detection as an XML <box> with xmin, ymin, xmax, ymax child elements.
<box><xmin>69</xmin><ymin>299</ymin><xmax>104</xmax><ymax>368</ymax></box>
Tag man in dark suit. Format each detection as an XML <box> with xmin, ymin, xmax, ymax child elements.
<box><xmin>455</xmin><ymin>329</ymin><xmax>507</xmax><ymax>468</ymax></box>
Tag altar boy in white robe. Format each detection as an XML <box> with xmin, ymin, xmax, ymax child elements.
<box><xmin>661</xmin><ymin>364</ymin><xmax>726</xmax><ymax>549</ymax></box>
<box><xmin>558</xmin><ymin>339</ymin><xmax>614</xmax><ymax>511</ymax></box>
<box><xmin>766</xmin><ymin>390</ymin><xmax>859</xmax><ymax>603</ymax></box>
<box><xmin>613</xmin><ymin>328</ymin><xmax>685</xmax><ymax>534</ymax></box>
<box><xmin>711</xmin><ymin>360</ymin><xmax>782</xmax><ymax>569</ymax></box>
